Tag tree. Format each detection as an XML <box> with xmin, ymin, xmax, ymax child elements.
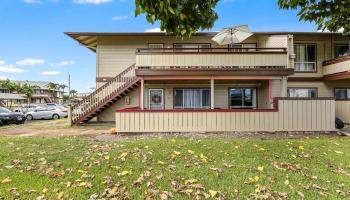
<box><xmin>58</xmin><ymin>84</ymin><xmax>67</xmax><ymax>93</ymax></box>
<box><xmin>135</xmin><ymin>0</ymin><xmax>350</xmax><ymax>37</ymax></box>
<box><xmin>278</xmin><ymin>0</ymin><xmax>350</xmax><ymax>34</ymax></box>
<box><xmin>135</xmin><ymin>0</ymin><xmax>220</xmax><ymax>38</ymax></box>
<box><xmin>18</xmin><ymin>83</ymin><xmax>35</xmax><ymax>104</ymax></box>
<box><xmin>0</xmin><ymin>79</ymin><xmax>18</xmax><ymax>93</ymax></box>
<box><xmin>70</xmin><ymin>90</ymin><xmax>78</xmax><ymax>98</ymax></box>
<box><xmin>47</xmin><ymin>82</ymin><xmax>59</xmax><ymax>91</ymax></box>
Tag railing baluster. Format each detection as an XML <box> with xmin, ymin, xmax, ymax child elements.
<box><xmin>70</xmin><ymin>64</ymin><xmax>136</xmax><ymax>124</ymax></box>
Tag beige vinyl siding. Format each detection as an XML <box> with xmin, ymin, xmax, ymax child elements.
<box><xmin>97</xmin><ymin>89</ymin><xmax>138</xmax><ymax>122</ymax></box>
<box><xmin>257</xmin><ymin>35</ymin><xmax>288</xmax><ymax>48</ymax></box>
<box><xmin>335</xmin><ymin>101</ymin><xmax>350</xmax><ymax>123</ymax></box>
<box><xmin>115</xmin><ymin>99</ymin><xmax>335</xmax><ymax>132</ymax></box>
<box><xmin>97</xmin><ymin>35</ymin><xmax>222</xmax><ymax>78</ymax></box>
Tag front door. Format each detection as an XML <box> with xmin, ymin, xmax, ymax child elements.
<box><xmin>149</xmin><ymin>89</ymin><xmax>164</xmax><ymax>110</ymax></box>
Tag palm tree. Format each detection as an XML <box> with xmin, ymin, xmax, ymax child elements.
<box><xmin>18</xmin><ymin>83</ymin><xmax>35</xmax><ymax>104</ymax></box>
<box><xmin>70</xmin><ymin>89</ymin><xmax>78</xmax><ymax>98</ymax></box>
<box><xmin>58</xmin><ymin>84</ymin><xmax>67</xmax><ymax>93</ymax></box>
<box><xmin>47</xmin><ymin>82</ymin><xmax>59</xmax><ymax>91</ymax></box>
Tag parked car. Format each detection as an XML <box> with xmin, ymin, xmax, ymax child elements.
<box><xmin>46</xmin><ymin>104</ymin><xmax>68</xmax><ymax>117</ymax></box>
<box><xmin>25</xmin><ymin>106</ymin><xmax>67</xmax><ymax>120</ymax></box>
<box><xmin>13</xmin><ymin>105</ymin><xmax>37</xmax><ymax>114</ymax></box>
<box><xmin>0</xmin><ymin>107</ymin><xmax>26</xmax><ymax>126</ymax></box>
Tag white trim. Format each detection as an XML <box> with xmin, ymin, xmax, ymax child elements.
<box><xmin>148</xmin><ymin>89</ymin><xmax>164</xmax><ymax>110</ymax></box>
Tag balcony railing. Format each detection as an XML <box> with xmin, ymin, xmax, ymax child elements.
<box><xmin>135</xmin><ymin>48</ymin><xmax>288</xmax><ymax>69</ymax></box>
<box><xmin>323</xmin><ymin>54</ymin><xmax>350</xmax><ymax>75</ymax></box>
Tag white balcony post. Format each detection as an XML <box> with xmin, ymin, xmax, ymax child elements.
<box><xmin>210</xmin><ymin>79</ymin><xmax>215</xmax><ymax>109</ymax></box>
<box><xmin>140</xmin><ymin>79</ymin><xmax>145</xmax><ymax>110</ymax></box>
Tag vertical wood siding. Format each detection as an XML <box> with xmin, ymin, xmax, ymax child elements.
<box><xmin>136</xmin><ymin>53</ymin><xmax>288</xmax><ymax>68</ymax></box>
<box><xmin>323</xmin><ymin>59</ymin><xmax>350</xmax><ymax>75</ymax></box>
<box><xmin>335</xmin><ymin>101</ymin><xmax>350</xmax><ymax>123</ymax></box>
<box><xmin>115</xmin><ymin>99</ymin><xmax>335</xmax><ymax>132</ymax></box>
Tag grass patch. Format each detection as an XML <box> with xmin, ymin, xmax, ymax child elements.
<box><xmin>0</xmin><ymin>136</ymin><xmax>349</xmax><ymax>199</ymax></box>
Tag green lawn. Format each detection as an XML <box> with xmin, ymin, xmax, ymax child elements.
<box><xmin>0</xmin><ymin>136</ymin><xmax>349</xmax><ymax>199</ymax></box>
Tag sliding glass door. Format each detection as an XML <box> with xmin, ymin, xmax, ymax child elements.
<box><xmin>174</xmin><ymin>89</ymin><xmax>210</xmax><ymax>109</ymax></box>
<box><xmin>229</xmin><ymin>88</ymin><xmax>256</xmax><ymax>109</ymax></box>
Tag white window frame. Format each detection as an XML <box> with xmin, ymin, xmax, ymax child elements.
<box><xmin>294</xmin><ymin>44</ymin><xmax>317</xmax><ymax>72</ymax></box>
<box><xmin>287</xmin><ymin>88</ymin><xmax>318</xmax><ymax>98</ymax></box>
<box><xmin>174</xmin><ymin>88</ymin><xmax>210</xmax><ymax>109</ymax></box>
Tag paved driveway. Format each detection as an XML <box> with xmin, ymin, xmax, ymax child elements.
<box><xmin>0</xmin><ymin>119</ymin><xmax>114</xmax><ymax>136</ymax></box>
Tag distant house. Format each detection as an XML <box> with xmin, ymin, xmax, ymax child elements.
<box><xmin>0</xmin><ymin>81</ymin><xmax>64</xmax><ymax>104</ymax></box>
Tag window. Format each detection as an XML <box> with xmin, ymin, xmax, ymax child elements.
<box><xmin>174</xmin><ymin>89</ymin><xmax>210</xmax><ymax>109</ymax></box>
<box><xmin>229</xmin><ymin>88</ymin><xmax>256</xmax><ymax>109</ymax></box>
<box><xmin>334</xmin><ymin>44</ymin><xmax>349</xmax><ymax>58</ymax></box>
<box><xmin>229</xmin><ymin>43</ymin><xmax>257</xmax><ymax>52</ymax></box>
<box><xmin>335</xmin><ymin>88</ymin><xmax>350</xmax><ymax>100</ymax></box>
<box><xmin>173</xmin><ymin>43</ymin><xmax>211</xmax><ymax>52</ymax></box>
<box><xmin>294</xmin><ymin>44</ymin><xmax>316</xmax><ymax>72</ymax></box>
<box><xmin>148</xmin><ymin>43</ymin><xmax>164</xmax><ymax>49</ymax></box>
<box><xmin>287</xmin><ymin>88</ymin><xmax>317</xmax><ymax>98</ymax></box>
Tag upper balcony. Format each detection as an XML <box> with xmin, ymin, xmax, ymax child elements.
<box><xmin>323</xmin><ymin>54</ymin><xmax>350</xmax><ymax>81</ymax></box>
<box><xmin>135</xmin><ymin>47</ymin><xmax>292</xmax><ymax>76</ymax></box>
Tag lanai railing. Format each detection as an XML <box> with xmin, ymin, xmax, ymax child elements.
<box><xmin>69</xmin><ymin>64</ymin><xmax>136</xmax><ymax>124</ymax></box>
<box><xmin>135</xmin><ymin>47</ymin><xmax>289</xmax><ymax>69</ymax></box>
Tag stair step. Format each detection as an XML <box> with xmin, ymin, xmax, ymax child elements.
<box><xmin>72</xmin><ymin>71</ymin><xmax>138</xmax><ymax>125</ymax></box>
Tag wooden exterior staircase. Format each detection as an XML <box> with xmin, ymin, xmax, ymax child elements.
<box><xmin>69</xmin><ymin>64</ymin><xmax>138</xmax><ymax>125</ymax></box>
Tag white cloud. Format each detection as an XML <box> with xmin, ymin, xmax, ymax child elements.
<box><xmin>145</xmin><ymin>28</ymin><xmax>163</xmax><ymax>32</ymax></box>
<box><xmin>0</xmin><ymin>76</ymin><xmax>13</xmax><ymax>80</ymax></box>
<box><xmin>23</xmin><ymin>0</ymin><xmax>41</xmax><ymax>3</ymax></box>
<box><xmin>50</xmin><ymin>60</ymin><xmax>75</xmax><ymax>67</ymax></box>
<box><xmin>0</xmin><ymin>65</ymin><xmax>26</xmax><ymax>73</ymax></box>
<box><xmin>112</xmin><ymin>15</ymin><xmax>129</xmax><ymax>21</ymax></box>
<box><xmin>16</xmin><ymin>58</ymin><xmax>45</xmax><ymax>66</ymax></box>
<box><xmin>0</xmin><ymin>60</ymin><xmax>4</xmax><ymax>65</ymax></box>
<box><xmin>23</xmin><ymin>0</ymin><xmax>60</xmax><ymax>3</ymax></box>
<box><xmin>73</xmin><ymin>0</ymin><xmax>112</xmax><ymax>4</ymax></box>
<box><xmin>39</xmin><ymin>71</ymin><xmax>61</xmax><ymax>76</ymax></box>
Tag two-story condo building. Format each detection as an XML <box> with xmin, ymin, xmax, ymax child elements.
<box><xmin>66</xmin><ymin>31</ymin><xmax>350</xmax><ymax>132</ymax></box>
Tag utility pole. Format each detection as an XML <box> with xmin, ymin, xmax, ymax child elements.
<box><xmin>68</xmin><ymin>73</ymin><xmax>71</xmax><ymax>101</ymax></box>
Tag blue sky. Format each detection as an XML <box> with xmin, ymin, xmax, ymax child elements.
<box><xmin>0</xmin><ymin>0</ymin><xmax>317</xmax><ymax>92</ymax></box>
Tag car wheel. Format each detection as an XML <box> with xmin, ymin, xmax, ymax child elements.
<box><xmin>52</xmin><ymin>114</ymin><xmax>60</xmax><ymax>120</ymax></box>
<box><xmin>26</xmin><ymin>114</ymin><xmax>34</xmax><ymax>121</ymax></box>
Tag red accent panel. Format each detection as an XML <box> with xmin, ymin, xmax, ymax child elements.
<box><xmin>116</xmin><ymin>108</ymin><xmax>278</xmax><ymax>113</ymax></box>
<box><xmin>143</xmin><ymin>77</ymin><xmax>273</xmax><ymax>81</ymax></box>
